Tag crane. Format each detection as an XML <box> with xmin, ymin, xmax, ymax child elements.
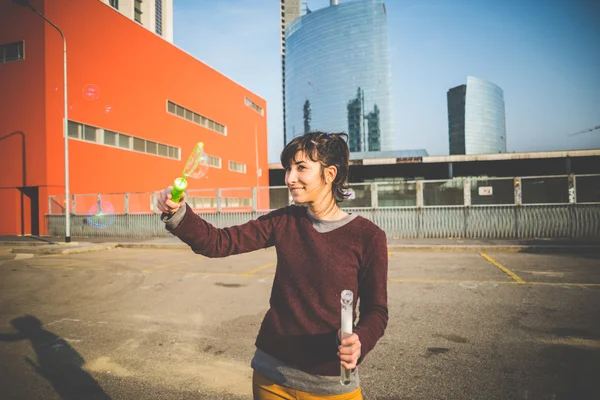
<box><xmin>568</xmin><ymin>125</ymin><xmax>600</xmax><ymax>136</ymax></box>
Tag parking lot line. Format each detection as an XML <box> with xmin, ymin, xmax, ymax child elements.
<box><xmin>241</xmin><ymin>262</ymin><xmax>276</xmax><ymax>276</ymax></box>
<box><xmin>522</xmin><ymin>281</ymin><xmax>600</xmax><ymax>287</ymax></box>
<box><xmin>480</xmin><ymin>253</ymin><xmax>525</xmax><ymax>283</ymax></box>
<box><xmin>166</xmin><ymin>271</ymin><xmax>241</xmax><ymax>277</ymax></box>
<box><xmin>37</xmin><ymin>251</ymin><xmax>143</xmax><ymax>270</ymax></box>
<box><xmin>386</xmin><ymin>278</ymin><xmax>600</xmax><ymax>287</ymax></box>
<box><xmin>142</xmin><ymin>259</ymin><xmax>195</xmax><ymax>273</ymax></box>
<box><xmin>537</xmin><ymin>337</ymin><xmax>600</xmax><ymax>349</ymax></box>
<box><xmin>388</xmin><ymin>278</ymin><xmax>513</xmax><ymax>284</ymax></box>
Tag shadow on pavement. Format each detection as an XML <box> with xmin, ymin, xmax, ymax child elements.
<box><xmin>0</xmin><ymin>315</ymin><xmax>111</xmax><ymax>400</ymax></box>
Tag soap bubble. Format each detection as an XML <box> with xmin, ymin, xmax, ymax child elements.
<box><xmin>82</xmin><ymin>84</ymin><xmax>100</xmax><ymax>100</ymax></box>
<box><xmin>104</xmin><ymin>105</ymin><xmax>113</xmax><ymax>114</ymax></box>
<box><xmin>183</xmin><ymin>145</ymin><xmax>209</xmax><ymax>179</ymax></box>
<box><xmin>86</xmin><ymin>201</ymin><xmax>115</xmax><ymax>229</ymax></box>
<box><xmin>185</xmin><ymin>154</ymin><xmax>209</xmax><ymax>179</ymax></box>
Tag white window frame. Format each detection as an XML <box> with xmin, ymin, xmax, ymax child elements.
<box><xmin>228</xmin><ymin>160</ymin><xmax>247</xmax><ymax>174</ymax></box>
<box><xmin>205</xmin><ymin>155</ymin><xmax>222</xmax><ymax>169</ymax></box>
<box><xmin>166</xmin><ymin>99</ymin><xmax>228</xmax><ymax>136</ymax></box>
<box><xmin>66</xmin><ymin>120</ymin><xmax>180</xmax><ymax>160</ymax></box>
<box><xmin>244</xmin><ymin>97</ymin><xmax>264</xmax><ymax>116</ymax></box>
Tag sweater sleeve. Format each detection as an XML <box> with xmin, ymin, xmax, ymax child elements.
<box><xmin>353</xmin><ymin>228</ymin><xmax>388</xmax><ymax>364</ymax></box>
<box><xmin>166</xmin><ymin>203</ymin><xmax>286</xmax><ymax>258</ymax></box>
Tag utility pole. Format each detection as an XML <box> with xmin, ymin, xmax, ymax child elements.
<box><xmin>14</xmin><ymin>0</ymin><xmax>71</xmax><ymax>242</ymax></box>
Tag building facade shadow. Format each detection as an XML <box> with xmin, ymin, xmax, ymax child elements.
<box><xmin>0</xmin><ymin>315</ymin><xmax>110</xmax><ymax>399</ymax></box>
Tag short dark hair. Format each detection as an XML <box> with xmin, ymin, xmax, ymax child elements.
<box><xmin>280</xmin><ymin>131</ymin><xmax>351</xmax><ymax>201</ymax></box>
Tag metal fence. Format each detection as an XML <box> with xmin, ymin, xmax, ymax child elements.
<box><xmin>46</xmin><ymin>174</ymin><xmax>600</xmax><ymax>239</ymax></box>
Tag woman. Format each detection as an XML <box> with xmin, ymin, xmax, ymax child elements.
<box><xmin>157</xmin><ymin>131</ymin><xmax>388</xmax><ymax>399</ymax></box>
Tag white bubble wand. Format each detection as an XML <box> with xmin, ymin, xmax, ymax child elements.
<box><xmin>340</xmin><ymin>289</ymin><xmax>354</xmax><ymax>385</ymax></box>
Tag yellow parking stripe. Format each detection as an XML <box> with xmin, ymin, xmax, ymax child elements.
<box><xmin>167</xmin><ymin>271</ymin><xmax>243</xmax><ymax>277</ymax></box>
<box><xmin>537</xmin><ymin>337</ymin><xmax>600</xmax><ymax>349</ymax></box>
<box><xmin>241</xmin><ymin>262</ymin><xmax>276</xmax><ymax>276</ymax></box>
<box><xmin>520</xmin><ymin>281</ymin><xmax>600</xmax><ymax>287</ymax></box>
<box><xmin>387</xmin><ymin>278</ymin><xmax>600</xmax><ymax>287</ymax></box>
<box><xmin>142</xmin><ymin>259</ymin><xmax>193</xmax><ymax>273</ymax></box>
<box><xmin>388</xmin><ymin>278</ymin><xmax>512</xmax><ymax>284</ymax></box>
<box><xmin>43</xmin><ymin>251</ymin><xmax>142</xmax><ymax>269</ymax></box>
<box><xmin>480</xmin><ymin>253</ymin><xmax>526</xmax><ymax>283</ymax></box>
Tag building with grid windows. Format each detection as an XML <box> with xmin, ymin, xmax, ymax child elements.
<box><xmin>284</xmin><ymin>0</ymin><xmax>395</xmax><ymax>153</ymax></box>
<box><xmin>100</xmin><ymin>0</ymin><xmax>173</xmax><ymax>43</ymax></box>
<box><xmin>447</xmin><ymin>76</ymin><xmax>507</xmax><ymax>155</ymax></box>
<box><xmin>0</xmin><ymin>0</ymin><xmax>268</xmax><ymax>236</ymax></box>
<box><xmin>280</xmin><ymin>0</ymin><xmax>309</xmax><ymax>146</ymax></box>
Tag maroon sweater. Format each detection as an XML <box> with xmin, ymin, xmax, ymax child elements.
<box><xmin>168</xmin><ymin>204</ymin><xmax>388</xmax><ymax>376</ymax></box>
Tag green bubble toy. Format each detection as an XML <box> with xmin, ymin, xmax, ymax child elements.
<box><xmin>170</xmin><ymin>142</ymin><xmax>208</xmax><ymax>202</ymax></box>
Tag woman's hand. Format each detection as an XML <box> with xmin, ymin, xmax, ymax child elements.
<box><xmin>338</xmin><ymin>331</ymin><xmax>361</xmax><ymax>370</ymax></box>
<box><xmin>157</xmin><ymin>186</ymin><xmax>185</xmax><ymax>214</ymax></box>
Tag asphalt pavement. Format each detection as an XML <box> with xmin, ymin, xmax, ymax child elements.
<box><xmin>1</xmin><ymin>246</ymin><xmax>599</xmax><ymax>399</ymax></box>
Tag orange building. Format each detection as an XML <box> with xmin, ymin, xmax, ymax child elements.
<box><xmin>0</xmin><ymin>0</ymin><xmax>269</xmax><ymax>236</ymax></box>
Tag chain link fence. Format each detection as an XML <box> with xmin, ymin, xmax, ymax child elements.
<box><xmin>46</xmin><ymin>174</ymin><xmax>600</xmax><ymax>239</ymax></box>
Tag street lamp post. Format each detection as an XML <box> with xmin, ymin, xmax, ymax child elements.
<box><xmin>14</xmin><ymin>0</ymin><xmax>70</xmax><ymax>242</ymax></box>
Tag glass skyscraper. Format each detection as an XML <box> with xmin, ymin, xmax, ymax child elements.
<box><xmin>280</xmin><ymin>0</ymin><xmax>309</xmax><ymax>145</ymax></box>
<box><xmin>447</xmin><ymin>76</ymin><xmax>507</xmax><ymax>155</ymax></box>
<box><xmin>284</xmin><ymin>0</ymin><xmax>395</xmax><ymax>152</ymax></box>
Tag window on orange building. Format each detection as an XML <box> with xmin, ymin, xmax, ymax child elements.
<box><xmin>244</xmin><ymin>97</ymin><xmax>264</xmax><ymax>116</ymax></box>
<box><xmin>229</xmin><ymin>161</ymin><xmax>247</xmax><ymax>174</ymax></box>
<box><xmin>146</xmin><ymin>141</ymin><xmax>157</xmax><ymax>154</ymax></box>
<box><xmin>167</xmin><ymin>101</ymin><xmax>176</xmax><ymax>113</ymax></box>
<box><xmin>84</xmin><ymin>125</ymin><xmax>97</xmax><ymax>142</ymax></box>
<box><xmin>109</xmin><ymin>0</ymin><xmax>119</xmax><ymax>10</ymax></box>
<box><xmin>1</xmin><ymin>41</ymin><xmax>24</xmax><ymax>63</ymax></box>
<box><xmin>168</xmin><ymin>146</ymin><xmax>179</xmax><ymax>159</ymax></box>
<box><xmin>158</xmin><ymin>143</ymin><xmax>168</xmax><ymax>157</ymax></box>
<box><xmin>223</xmin><ymin>197</ymin><xmax>251</xmax><ymax>207</ymax></box>
<box><xmin>205</xmin><ymin>155</ymin><xmax>222</xmax><ymax>169</ymax></box>
<box><xmin>67</xmin><ymin>120</ymin><xmax>179</xmax><ymax>159</ymax></box>
<box><xmin>133</xmin><ymin>137</ymin><xmax>145</xmax><ymax>152</ymax></box>
<box><xmin>68</xmin><ymin>121</ymin><xmax>80</xmax><ymax>138</ymax></box>
<box><xmin>104</xmin><ymin>130</ymin><xmax>117</xmax><ymax>146</ymax></box>
<box><xmin>119</xmin><ymin>134</ymin><xmax>131</xmax><ymax>149</ymax></box>
<box><xmin>188</xmin><ymin>197</ymin><xmax>218</xmax><ymax>209</ymax></box>
<box><xmin>167</xmin><ymin>100</ymin><xmax>227</xmax><ymax>136</ymax></box>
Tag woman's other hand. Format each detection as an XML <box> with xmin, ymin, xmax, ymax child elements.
<box><xmin>338</xmin><ymin>331</ymin><xmax>361</xmax><ymax>370</ymax></box>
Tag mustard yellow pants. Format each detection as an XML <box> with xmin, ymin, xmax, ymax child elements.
<box><xmin>253</xmin><ymin>371</ymin><xmax>363</xmax><ymax>400</ymax></box>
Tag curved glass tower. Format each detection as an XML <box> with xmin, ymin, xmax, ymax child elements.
<box><xmin>284</xmin><ymin>0</ymin><xmax>395</xmax><ymax>152</ymax></box>
<box><xmin>448</xmin><ymin>76</ymin><xmax>507</xmax><ymax>155</ymax></box>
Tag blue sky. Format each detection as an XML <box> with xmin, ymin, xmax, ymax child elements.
<box><xmin>173</xmin><ymin>0</ymin><xmax>600</xmax><ymax>162</ymax></box>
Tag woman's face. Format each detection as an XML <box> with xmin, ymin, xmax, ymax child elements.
<box><xmin>285</xmin><ymin>151</ymin><xmax>334</xmax><ymax>205</ymax></box>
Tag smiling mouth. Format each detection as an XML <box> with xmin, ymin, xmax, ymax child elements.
<box><xmin>289</xmin><ymin>187</ymin><xmax>304</xmax><ymax>193</ymax></box>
